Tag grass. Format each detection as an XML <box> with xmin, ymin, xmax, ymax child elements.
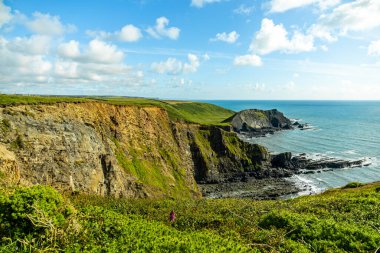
<box><xmin>0</xmin><ymin>94</ymin><xmax>89</xmax><ymax>106</ymax></box>
<box><xmin>71</xmin><ymin>182</ymin><xmax>380</xmax><ymax>252</ymax></box>
<box><xmin>0</xmin><ymin>94</ymin><xmax>235</xmax><ymax>126</ymax></box>
<box><xmin>1</xmin><ymin>182</ymin><xmax>380</xmax><ymax>252</ymax></box>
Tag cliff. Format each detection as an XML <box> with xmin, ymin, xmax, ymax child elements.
<box><xmin>229</xmin><ymin>109</ymin><xmax>292</xmax><ymax>132</ymax></box>
<box><xmin>0</xmin><ymin>99</ymin><xmax>271</xmax><ymax>199</ymax></box>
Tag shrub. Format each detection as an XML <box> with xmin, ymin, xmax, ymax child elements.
<box><xmin>1</xmin><ymin>119</ymin><xmax>11</xmax><ymax>129</ymax></box>
<box><xmin>342</xmin><ymin>182</ymin><xmax>364</xmax><ymax>189</ymax></box>
<box><xmin>0</xmin><ymin>185</ymin><xmax>73</xmax><ymax>238</ymax></box>
<box><xmin>258</xmin><ymin>210</ymin><xmax>380</xmax><ymax>252</ymax></box>
<box><xmin>11</xmin><ymin>135</ymin><xmax>25</xmax><ymax>149</ymax></box>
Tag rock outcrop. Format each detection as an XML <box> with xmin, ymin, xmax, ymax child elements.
<box><xmin>229</xmin><ymin>109</ymin><xmax>292</xmax><ymax>136</ymax></box>
<box><xmin>0</xmin><ymin>102</ymin><xmax>272</xmax><ymax>198</ymax></box>
<box><xmin>270</xmin><ymin>152</ymin><xmax>367</xmax><ymax>174</ymax></box>
<box><xmin>189</xmin><ymin>126</ymin><xmax>270</xmax><ymax>183</ymax></box>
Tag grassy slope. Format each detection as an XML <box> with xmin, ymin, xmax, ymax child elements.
<box><xmin>0</xmin><ymin>94</ymin><xmax>234</xmax><ymax>126</ymax></box>
<box><xmin>1</xmin><ymin>182</ymin><xmax>379</xmax><ymax>252</ymax></box>
<box><xmin>71</xmin><ymin>182</ymin><xmax>380</xmax><ymax>252</ymax></box>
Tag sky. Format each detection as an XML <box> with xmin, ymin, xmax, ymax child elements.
<box><xmin>0</xmin><ymin>0</ymin><xmax>380</xmax><ymax>99</ymax></box>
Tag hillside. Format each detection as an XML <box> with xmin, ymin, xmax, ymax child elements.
<box><xmin>1</xmin><ymin>180</ymin><xmax>379</xmax><ymax>252</ymax></box>
<box><xmin>1</xmin><ymin>95</ymin><xmax>379</xmax><ymax>252</ymax></box>
<box><xmin>0</xmin><ymin>95</ymin><xmax>268</xmax><ymax>199</ymax></box>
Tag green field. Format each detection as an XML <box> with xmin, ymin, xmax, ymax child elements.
<box><xmin>1</xmin><ymin>182</ymin><xmax>379</xmax><ymax>252</ymax></box>
<box><xmin>0</xmin><ymin>94</ymin><xmax>234</xmax><ymax>126</ymax></box>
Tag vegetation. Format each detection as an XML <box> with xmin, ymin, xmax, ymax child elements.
<box><xmin>0</xmin><ymin>94</ymin><xmax>89</xmax><ymax>106</ymax></box>
<box><xmin>10</xmin><ymin>135</ymin><xmax>25</xmax><ymax>149</ymax></box>
<box><xmin>0</xmin><ymin>186</ymin><xmax>250</xmax><ymax>252</ymax></box>
<box><xmin>0</xmin><ymin>94</ymin><xmax>234</xmax><ymax>125</ymax></box>
<box><xmin>1</xmin><ymin>182</ymin><xmax>379</xmax><ymax>252</ymax></box>
<box><xmin>342</xmin><ymin>182</ymin><xmax>364</xmax><ymax>189</ymax></box>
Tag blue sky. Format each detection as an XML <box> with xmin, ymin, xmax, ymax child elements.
<box><xmin>1</xmin><ymin>0</ymin><xmax>380</xmax><ymax>99</ymax></box>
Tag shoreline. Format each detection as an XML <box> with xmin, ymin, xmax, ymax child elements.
<box><xmin>198</xmin><ymin>178</ymin><xmax>300</xmax><ymax>200</ymax></box>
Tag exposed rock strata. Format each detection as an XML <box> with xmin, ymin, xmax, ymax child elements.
<box><xmin>0</xmin><ymin>102</ymin><xmax>273</xmax><ymax>198</ymax></box>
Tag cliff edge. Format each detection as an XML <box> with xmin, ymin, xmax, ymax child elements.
<box><xmin>0</xmin><ymin>98</ymin><xmax>271</xmax><ymax>199</ymax></box>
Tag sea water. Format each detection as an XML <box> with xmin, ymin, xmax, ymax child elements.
<box><xmin>204</xmin><ymin>100</ymin><xmax>380</xmax><ymax>196</ymax></box>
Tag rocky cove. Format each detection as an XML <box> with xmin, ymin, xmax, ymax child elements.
<box><xmin>0</xmin><ymin>99</ymin><xmax>368</xmax><ymax>200</ymax></box>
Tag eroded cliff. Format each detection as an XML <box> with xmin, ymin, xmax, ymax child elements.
<box><xmin>0</xmin><ymin>101</ymin><xmax>270</xmax><ymax>199</ymax></box>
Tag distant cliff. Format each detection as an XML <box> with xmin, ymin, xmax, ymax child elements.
<box><xmin>0</xmin><ymin>101</ymin><xmax>271</xmax><ymax>199</ymax></box>
<box><xmin>227</xmin><ymin>109</ymin><xmax>292</xmax><ymax>136</ymax></box>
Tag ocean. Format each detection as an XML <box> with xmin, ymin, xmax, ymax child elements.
<box><xmin>204</xmin><ymin>100</ymin><xmax>380</xmax><ymax>196</ymax></box>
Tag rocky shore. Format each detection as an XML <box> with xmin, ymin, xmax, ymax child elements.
<box><xmin>198</xmin><ymin>178</ymin><xmax>299</xmax><ymax>200</ymax></box>
<box><xmin>199</xmin><ymin>109</ymin><xmax>370</xmax><ymax>199</ymax></box>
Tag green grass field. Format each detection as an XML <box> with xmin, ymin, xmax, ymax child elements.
<box><xmin>0</xmin><ymin>94</ymin><xmax>234</xmax><ymax>126</ymax></box>
<box><xmin>1</xmin><ymin>182</ymin><xmax>379</xmax><ymax>252</ymax></box>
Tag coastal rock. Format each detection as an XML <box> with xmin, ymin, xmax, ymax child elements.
<box><xmin>229</xmin><ymin>109</ymin><xmax>293</xmax><ymax>137</ymax></box>
<box><xmin>271</xmin><ymin>152</ymin><xmax>293</xmax><ymax>169</ymax></box>
<box><xmin>271</xmin><ymin>152</ymin><xmax>367</xmax><ymax>172</ymax></box>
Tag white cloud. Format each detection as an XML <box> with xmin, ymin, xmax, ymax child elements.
<box><xmin>317</xmin><ymin>0</ymin><xmax>380</xmax><ymax>35</ymax></box>
<box><xmin>7</xmin><ymin>35</ymin><xmax>51</xmax><ymax>55</ymax></box>
<box><xmin>288</xmin><ymin>31</ymin><xmax>315</xmax><ymax>53</ymax></box>
<box><xmin>54</xmin><ymin>60</ymin><xmax>79</xmax><ymax>79</ymax></box>
<box><xmin>233</xmin><ymin>4</ymin><xmax>254</xmax><ymax>15</ymax></box>
<box><xmin>0</xmin><ymin>37</ymin><xmax>52</xmax><ymax>83</ymax></box>
<box><xmin>250</xmin><ymin>18</ymin><xmax>315</xmax><ymax>55</ymax></box>
<box><xmin>211</xmin><ymin>31</ymin><xmax>239</xmax><ymax>44</ymax></box>
<box><xmin>146</xmin><ymin>17</ymin><xmax>180</xmax><ymax>40</ymax></box>
<box><xmin>151</xmin><ymin>54</ymin><xmax>200</xmax><ymax>75</ymax></box>
<box><xmin>191</xmin><ymin>0</ymin><xmax>222</xmax><ymax>8</ymax></box>
<box><xmin>87</xmin><ymin>24</ymin><xmax>142</xmax><ymax>42</ymax></box>
<box><xmin>82</xmin><ymin>39</ymin><xmax>124</xmax><ymax>64</ymax></box>
<box><xmin>53</xmin><ymin>59</ymin><xmax>133</xmax><ymax>83</ymax></box>
<box><xmin>59</xmin><ymin>39</ymin><xmax>125</xmax><ymax>64</ymax></box>
<box><xmin>368</xmin><ymin>40</ymin><xmax>380</xmax><ymax>56</ymax></box>
<box><xmin>203</xmin><ymin>53</ymin><xmax>210</xmax><ymax>61</ymax></box>
<box><xmin>0</xmin><ymin>0</ymin><xmax>12</xmax><ymax>28</ymax></box>
<box><xmin>269</xmin><ymin>0</ymin><xmax>341</xmax><ymax>13</ymax></box>
<box><xmin>118</xmin><ymin>24</ymin><xmax>142</xmax><ymax>42</ymax></box>
<box><xmin>320</xmin><ymin>45</ymin><xmax>329</xmax><ymax>51</ymax></box>
<box><xmin>183</xmin><ymin>54</ymin><xmax>200</xmax><ymax>73</ymax></box>
<box><xmin>167</xmin><ymin>77</ymin><xmax>193</xmax><ymax>88</ymax></box>
<box><xmin>0</xmin><ymin>6</ymin><xmax>143</xmax><ymax>90</ymax></box>
<box><xmin>151</xmin><ymin>58</ymin><xmax>183</xmax><ymax>75</ymax></box>
<box><xmin>308</xmin><ymin>24</ymin><xmax>337</xmax><ymax>42</ymax></box>
<box><xmin>0</xmin><ymin>34</ymin><xmax>137</xmax><ymax>87</ymax></box>
<box><xmin>26</xmin><ymin>12</ymin><xmax>76</xmax><ymax>36</ymax></box>
<box><xmin>136</xmin><ymin>70</ymin><xmax>144</xmax><ymax>78</ymax></box>
<box><xmin>234</xmin><ymin>54</ymin><xmax>262</xmax><ymax>67</ymax></box>
<box><xmin>57</xmin><ymin>40</ymin><xmax>80</xmax><ymax>58</ymax></box>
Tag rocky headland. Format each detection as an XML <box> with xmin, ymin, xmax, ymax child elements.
<box><xmin>228</xmin><ymin>109</ymin><xmax>293</xmax><ymax>137</ymax></box>
<box><xmin>0</xmin><ymin>96</ymin><xmax>369</xmax><ymax>200</ymax></box>
<box><xmin>198</xmin><ymin>108</ymin><xmax>370</xmax><ymax>199</ymax></box>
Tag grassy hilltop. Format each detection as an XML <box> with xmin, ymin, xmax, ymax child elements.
<box><xmin>0</xmin><ymin>94</ymin><xmax>234</xmax><ymax>126</ymax></box>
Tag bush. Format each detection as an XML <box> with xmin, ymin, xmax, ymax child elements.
<box><xmin>259</xmin><ymin>210</ymin><xmax>380</xmax><ymax>252</ymax></box>
<box><xmin>0</xmin><ymin>185</ymin><xmax>73</xmax><ymax>238</ymax></box>
<box><xmin>66</xmin><ymin>206</ymin><xmax>251</xmax><ymax>252</ymax></box>
<box><xmin>1</xmin><ymin>119</ymin><xmax>11</xmax><ymax>129</ymax></box>
<box><xmin>342</xmin><ymin>182</ymin><xmax>364</xmax><ymax>189</ymax></box>
<box><xmin>11</xmin><ymin>135</ymin><xmax>25</xmax><ymax>149</ymax></box>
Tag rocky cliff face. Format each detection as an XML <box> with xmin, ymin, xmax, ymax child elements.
<box><xmin>231</xmin><ymin>109</ymin><xmax>292</xmax><ymax>132</ymax></box>
<box><xmin>190</xmin><ymin>126</ymin><xmax>270</xmax><ymax>183</ymax></box>
<box><xmin>0</xmin><ymin>102</ymin><xmax>270</xmax><ymax>199</ymax></box>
